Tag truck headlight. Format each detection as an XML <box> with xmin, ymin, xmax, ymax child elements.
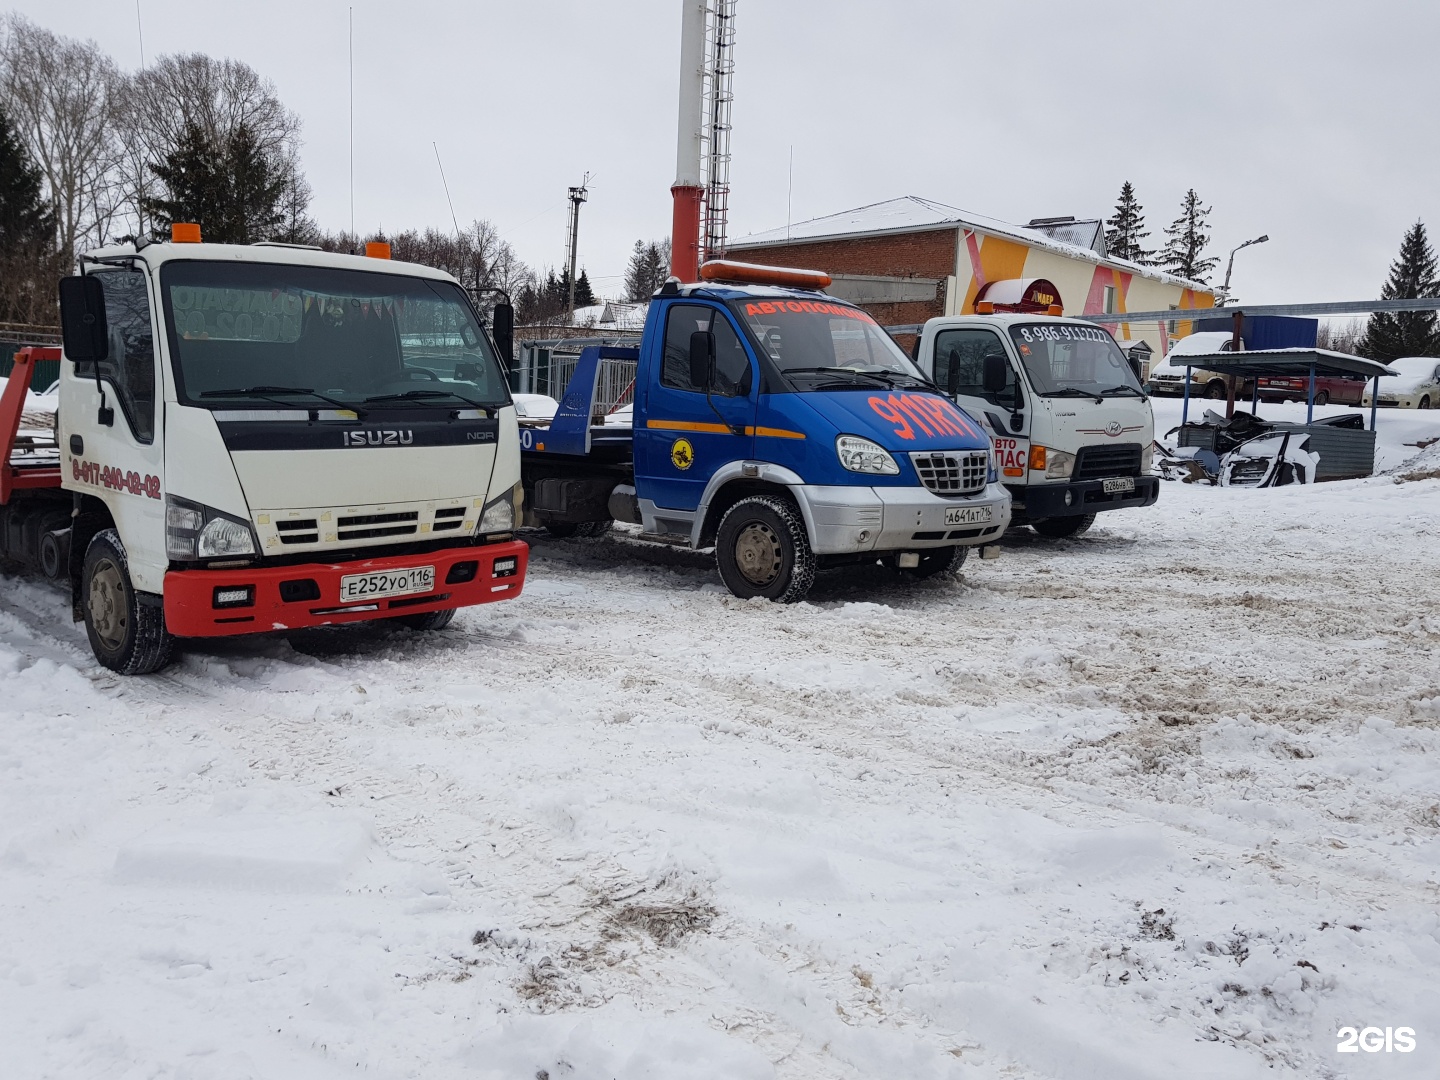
<box><xmin>476</xmin><ymin>481</ymin><xmax>522</xmax><ymax>537</ymax></box>
<box><xmin>166</xmin><ymin>495</ymin><xmax>257</xmax><ymax>560</ymax></box>
<box><xmin>478</xmin><ymin>497</ymin><xmax>514</xmax><ymax>532</ymax></box>
<box><xmin>836</xmin><ymin>435</ymin><xmax>899</xmax><ymax>475</ymax></box>
<box><xmin>988</xmin><ymin>449</ymin><xmax>998</xmax><ymax>484</ymax></box>
<box><xmin>1140</xmin><ymin>444</ymin><xmax>1154</xmax><ymax>473</ymax></box>
<box><xmin>1028</xmin><ymin>446</ymin><xmax>1074</xmax><ymax>479</ymax></box>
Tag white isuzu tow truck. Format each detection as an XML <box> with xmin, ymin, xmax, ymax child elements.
<box><xmin>913</xmin><ymin>314</ymin><xmax>1159</xmax><ymax>537</ymax></box>
<box><xmin>0</xmin><ymin>227</ymin><xmax>528</xmax><ymax>674</ymax></box>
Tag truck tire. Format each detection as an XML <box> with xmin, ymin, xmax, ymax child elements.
<box><xmin>82</xmin><ymin>529</ymin><xmax>174</xmax><ymax>675</ymax></box>
<box><xmin>543</xmin><ymin>519</ymin><xmax>612</xmax><ymax>539</ymax></box>
<box><xmin>1031</xmin><ymin>513</ymin><xmax>1096</xmax><ymax>539</ymax></box>
<box><xmin>392</xmin><ymin>608</ymin><xmax>457</xmax><ymax>631</ymax></box>
<box><xmin>715</xmin><ymin>495</ymin><xmax>816</xmax><ymax>603</ymax></box>
<box><xmin>897</xmin><ymin>545</ymin><xmax>967</xmax><ymax>580</ymax></box>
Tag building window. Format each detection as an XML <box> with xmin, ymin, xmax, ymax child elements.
<box><xmin>1102</xmin><ymin>285</ymin><xmax>1117</xmax><ymax>314</ymax></box>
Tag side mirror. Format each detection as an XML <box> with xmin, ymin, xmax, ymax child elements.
<box><xmin>982</xmin><ymin>354</ymin><xmax>1009</xmax><ymax>395</ymax></box>
<box><xmin>491</xmin><ymin>302</ymin><xmax>514</xmax><ymax>368</ymax></box>
<box><xmin>59</xmin><ymin>275</ymin><xmax>109</xmax><ymax>363</ymax></box>
<box><xmin>689</xmin><ymin>330</ymin><xmax>715</xmax><ymax>391</ymax></box>
<box><xmin>945</xmin><ymin>353</ymin><xmax>962</xmax><ymax>396</ymax></box>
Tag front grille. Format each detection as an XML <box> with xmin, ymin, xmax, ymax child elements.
<box><xmin>276</xmin><ymin>518</ymin><xmax>319</xmax><ymax>545</ymax></box>
<box><xmin>910</xmin><ymin>450</ymin><xmax>988</xmax><ymax>496</ymax></box>
<box><xmin>337</xmin><ymin>510</ymin><xmax>418</xmax><ymax>541</ymax></box>
<box><xmin>1073</xmin><ymin>443</ymin><xmax>1141</xmax><ymax>481</ymax></box>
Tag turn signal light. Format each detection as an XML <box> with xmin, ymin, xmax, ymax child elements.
<box><xmin>171</xmin><ymin>222</ymin><xmax>202</xmax><ymax>243</ymax></box>
<box><xmin>1028</xmin><ymin>445</ymin><xmax>1047</xmax><ymax>471</ymax></box>
<box><xmin>1047</xmin><ymin>304</ymin><xmax>1064</xmax><ymax>316</ymax></box>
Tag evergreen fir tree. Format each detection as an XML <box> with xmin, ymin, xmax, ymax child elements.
<box><xmin>624</xmin><ymin>240</ymin><xmax>668</xmax><ymax>300</ymax></box>
<box><xmin>0</xmin><ymin>104</ymin><xmax>62</xmax><ymax>324</ymax></box>
<box><xmin>573</xmin><ymin>268</ymin><xmax>596</xmax><ymax>309</ymax></box>
<box><xmin>1158</xmin><ymin>189</ymin><xmax>1218</xmax><ymax>283</ymax></box>
<box><xmin>146</xmin><ymin>121</ymin><xmax>286</xmax><ymax>244</ymax></box>
<box><xmin>1359</xmin><ymin>221</ymin><xmax>1440</xmax><ymax>362</ymax></box>
<box><xmin>1104</xmin><ymin>181</ymin><xmax>1151</xmax><ymax>264</ymax></box>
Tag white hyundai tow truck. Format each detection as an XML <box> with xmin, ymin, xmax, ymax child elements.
<box><xmin>914</xmin><ymin>314</ymin><xmax>1159</xmax><ymax>537</ymax></box>
<box><xmin>0</xmin><ymin>227</ymin><xmax>528</xmax><ymax>674</ymax></box>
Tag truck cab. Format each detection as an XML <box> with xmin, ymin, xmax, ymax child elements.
<box><xmin>914</xmin><ymin>314</ymin><xmax>1158</xmax><ymax>537</ymax></box>
<box><xmin>521</xmin><ymin>263</ymin><xmax>1011</xmax><ymax>602</ymax></box>
<box><xmin>2</xmin><ymin>232</ymin><xmax>530</xmax><ymax>674</ymax></box>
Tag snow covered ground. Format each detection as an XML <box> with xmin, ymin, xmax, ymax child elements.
<box><xmin>2</xmin><ymin>410</ymin><xmax>1439</xmax><ymax>1079</ymax></box>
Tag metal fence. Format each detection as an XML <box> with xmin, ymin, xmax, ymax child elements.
<box><xmin>514</xmin><ymin>334</ymin><xmax>641</xmax><ymax>414</ymax></box>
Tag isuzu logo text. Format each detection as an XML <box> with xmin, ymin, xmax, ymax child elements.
<box><xmin>343</xmin><ymin>430</ymin><xmax>414</xmax><ymax>446</ymax></box>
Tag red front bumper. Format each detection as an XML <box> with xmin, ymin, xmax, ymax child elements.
<box><xmin>163</xmin><ymin>540</ymin><xmax>528</xmax><ymax>638</ymax></box>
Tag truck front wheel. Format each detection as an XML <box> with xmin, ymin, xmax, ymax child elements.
<box><xmin>391</xmin><ymin>608</ymin><xmax>457</xmax><ymax>631</ymax></box>
<box><xmin>1031</xmin><ymin>513</ymin><xmax>1096</xmax><ymax>539</ymax></box>
<box><xmin>715</xmin><ymin>495</ymin><xmax>816</xmax><ymax>603</ymax></box>
<box><xmin>896</xmin><ymin>545</ymin><xmax>967</xmax><ymax>580</ymax></box>
<box><xmin>82</xmin><ymin>529</ymin><xmax>174</xmax><ymax>675</ymax></box>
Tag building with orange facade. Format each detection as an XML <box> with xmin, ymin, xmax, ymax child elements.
<box><xmin>728</xmin><ymin>197</ymin><xmax>1215</xmax><ymax>357</ymax></box>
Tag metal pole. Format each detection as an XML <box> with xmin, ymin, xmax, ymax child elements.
<box><xmin>1306</xmin><ymin>362</ymin><xmax>1316</xmax><ymax>424</ymax></box>
<box><xmin>1250</xmin><ymin>378</ymin><xmax>1259</xmax><ymax>416</ymax></box>
<box><xmin>1226</xmin><ymin>309</ymin><xmax>1243</xmax><ymax>419</ymax></box>
<box><xmin>1369</xmin><ymin>374</ymin><xmax>1379</xmax><ymax>431</ymax></box>
<box><xmin>1182</xmin><ymin>366</ymin><xmax>1192</xmax><ymax>425</ymax></box>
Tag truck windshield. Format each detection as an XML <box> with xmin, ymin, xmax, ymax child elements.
<box><xmin>160</xmin><ymin>261</ymin><xmax>510</xmax><ymax>409</ymax></box>
<box><xmin>1008</xmin><ymin>323</ymin><xmax>1143</xmax><ymax>397</ymax></box>
<box><xmin>732</xmin><ymin>298</ymin><xmax>930</xmax><ymax>390</ymax></box>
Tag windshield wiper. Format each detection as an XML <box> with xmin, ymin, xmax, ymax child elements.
<box><xmin>199</xmin><ymin>385</ymin><xmax>361</xmax><ymax>413</ymax></box>
<box><xmin>785</xmin><ymin>366</ymin><xmax>898</xmax><ymax>388</ymax></box>
<box><xmin>1100</xmin><ymin>384</ymin><xmax>1148</xmax><ymax>398</ymax></box>
<box><xmin>1042</xmin><ymin>387</ymin><xmax>1105</xmax><ymax>404</ymax></box>
<box><xmin>362</xmin><ymin>388</ymin><xmax>491</xmax><ymax>410</ymax></box>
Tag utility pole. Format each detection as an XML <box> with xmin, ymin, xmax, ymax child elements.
<box><xmin>566</xmin><ymin>175</ymin><xmax>590</xmax><ymax>318</ymax></box>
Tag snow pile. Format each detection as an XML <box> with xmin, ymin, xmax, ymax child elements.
<box><xmin>3</xmin><ymin>464</ymin><xmax>1440</xmax><ymax>1077</ymax></box>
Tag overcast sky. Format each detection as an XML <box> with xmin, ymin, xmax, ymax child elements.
<box><xmin>21</xmin><ymin>1</ymin><xmax>1440</xmax><ymax>306</ymax></box>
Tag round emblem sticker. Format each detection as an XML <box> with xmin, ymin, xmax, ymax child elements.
<box><xmin>671</xmin><ymin>437</ymin><xmax>694</xmax><ymax>470</ymax></box>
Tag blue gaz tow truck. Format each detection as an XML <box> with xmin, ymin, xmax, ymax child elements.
<box><xmin>519</xmin><ymin>261</ymin><xmax>1011</xmax><ymax>603</ymax></box>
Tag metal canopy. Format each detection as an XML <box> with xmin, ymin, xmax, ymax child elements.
<box><xmin>1174</xmin><ymin>348</ymin><xmax>1398</xmax><ymax>380</ymax></box>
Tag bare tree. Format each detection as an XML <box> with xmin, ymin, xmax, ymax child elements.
<box><xmin>0</xmin><ymin>14</ymin><xmax>124</xmax><ymax>257</ymax></box>
<box><xmin>318</xmin><ymin>219</ymin><xmax>532</xmax><ymax>317</ymax></box>
<box><xmin>114</xmin><ymin>52</ymin><xmax>306</xmax><ymax>240</ymax></box>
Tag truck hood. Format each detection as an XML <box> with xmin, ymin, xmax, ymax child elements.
<box><xmin>1034</xmin><ymin>395</ymin><xmax>1154</xmax><ymax>449</ymax></box>
<box><xmin>795</xmin><ymin>389</ymin><xmax>990</xmax><ymax>452</ymax></box>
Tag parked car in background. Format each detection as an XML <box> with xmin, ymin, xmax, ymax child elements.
<box><xmin>1361</xmin><ymin>356</ymin><xmax>1440</xmax><ymax>409</ymax></box>
<box><xmin>1146</xmin><ymin>332</ymin><xmax>1245</xmax><ymax>399</ymax></box>
<box><xmin>1257</xmin><ymin>372</ymin><xmax>1366</xmax><ymax>406</ymax></box>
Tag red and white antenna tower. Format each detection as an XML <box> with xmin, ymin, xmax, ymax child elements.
<box><xmin>701</xmin><ymin>0</ymin><xmax>736</xmax><ymax>265</ymax></box>
<box><xmin>670</xmin><ymin>0</ymin><xmax>736</xmax><ymax>282</ymax></box>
